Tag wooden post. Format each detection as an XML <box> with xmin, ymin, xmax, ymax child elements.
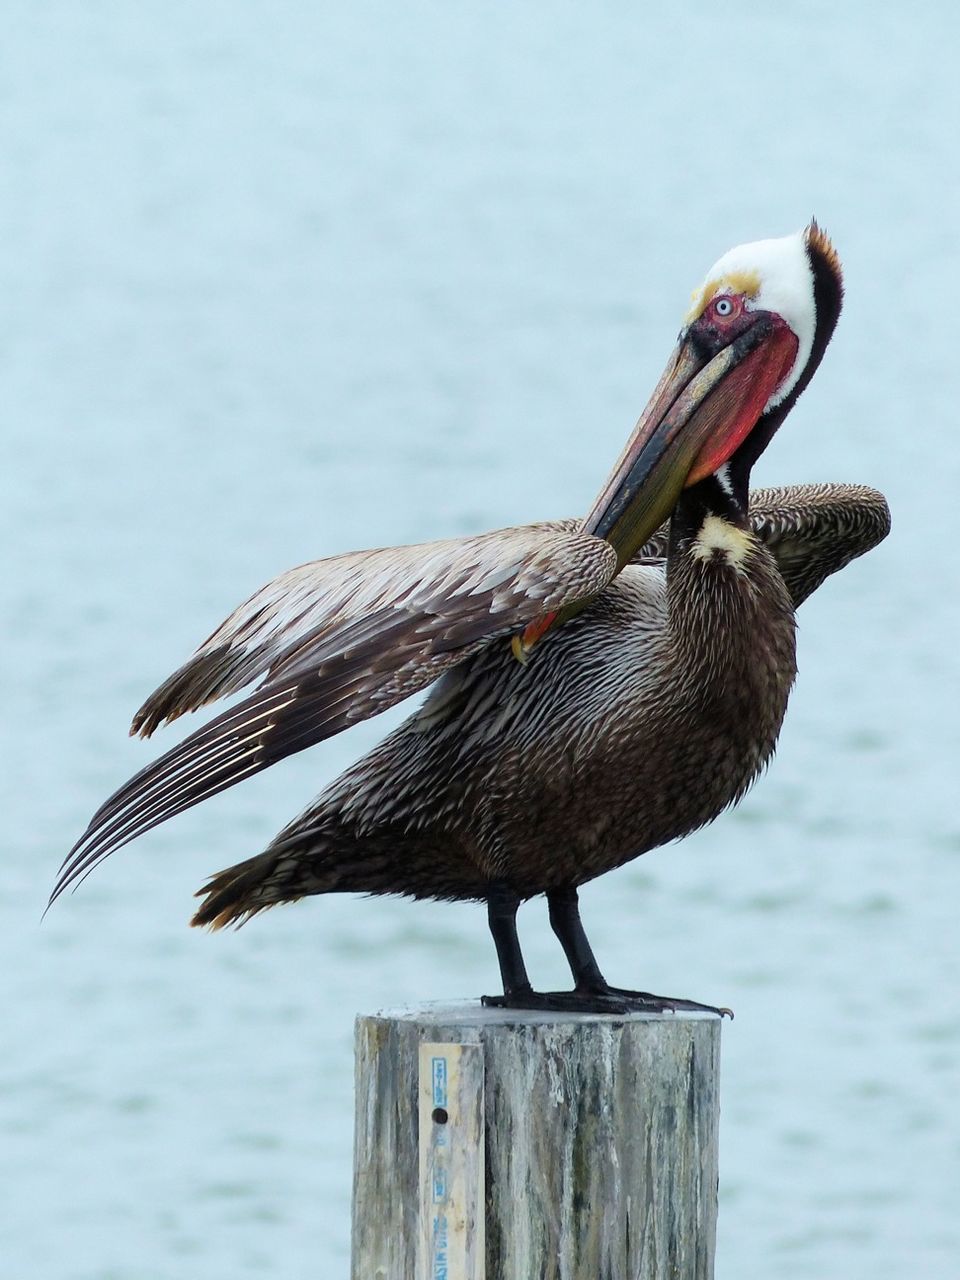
<box><xmin>351</xmin><ymin>1002</ymin><xmax>721</xmax><ymax>1280</ymax></box>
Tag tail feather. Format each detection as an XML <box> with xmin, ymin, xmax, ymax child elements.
<box><xmin>190</xmin><ymin>823</ymin><xmax>401</xmax><ymax>928</ymax></box>
<box><xmin>191</xmin><ymin>813</ymin><xmax>489</xmax><ymax>926</ymax></box>
<box><xmin>191</xmin><ymin>829</ymin><xmax>344</xmax><ymax>929</ymax></box>
<box><xmin>191</xmin><ymin>850</ymin><xmax>301</xmax><ymax>929</ymax></box>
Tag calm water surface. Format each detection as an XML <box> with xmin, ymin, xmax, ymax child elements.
<box><xmin>3</xmin><ymin>4</ymin><xmax>959</xmax><ymax>1277</ymax></box>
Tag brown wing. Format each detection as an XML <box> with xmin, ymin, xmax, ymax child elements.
<box><xmin>52</xmin><ymin>524</ymin><xmax>616</xmax><ymax>904</ymax></box>
<box><xmin>744</xmin><ymin>483</ymin><xmax>891</xmax><ymax>607</ymax></box>
<box><xmin>634</xmin><ymin>482</ymin><xmax>891</xmax><ymax>607</ymax></box>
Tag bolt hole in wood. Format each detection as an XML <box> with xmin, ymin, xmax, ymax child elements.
<box><xmin>432</xmin><ymin>1106</ymin><xmax>449</xmax><ymax>1125</ymax></box>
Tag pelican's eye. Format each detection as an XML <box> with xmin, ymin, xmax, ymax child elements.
<box><xmin>713</xmin><ymin>295</ymin><xmax>737</xmax><ymax>318</ymax></box>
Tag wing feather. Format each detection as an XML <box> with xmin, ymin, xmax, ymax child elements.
<box><xmin>53</xmin><ymin>526</ymin><xmax>616</xmax><ymax>904</ymax></box>
<box><xmin>633</xmin><ymin>482</ymin><xmax>890</xmax><ymax>607</ymax></box>
<box><xmin>131</xmin><ymin>522</ymin><xmax>608</xmax><ymax>736</ymax></box>
<box><xmin>743</xmin><ymin>483</ymin><xmax>890</xmax><ymax>607</ymax></box>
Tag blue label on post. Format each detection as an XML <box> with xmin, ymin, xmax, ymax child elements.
<box><xmin>431</xmin><ymin>1056</ymin><xmax>447</xmax><ymax>1108</ymax></box>
<box><xmin>432</xmin><ymin>1213</ymin><xmax>449</xmax><ymax>1279</ymax></box>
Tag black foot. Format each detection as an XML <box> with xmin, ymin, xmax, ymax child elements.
<box><xmin>483</xmin><ymin>989</ymin><xmax>634</xmax><ymax>1014</ymax></box>
<box><xmin>482</xmin><ymin>986</ymin><xmax>732</xmax><ymax>1018</ymax></box>
<box><xmin>601</xmin><ymin>986</ymin><xmax>733</xmax><ymax>1019</ymax></box>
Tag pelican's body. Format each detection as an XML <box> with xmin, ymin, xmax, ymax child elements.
<box><xmin>173</xmin><ymin>483</ymin><xmax>884</xmax><ymax>912</ymax></box>
<box><xmin>273</xmin><ymin>506</ymin><xmax>797</xmax><ymax>905</ymax></box>
<box><xmin>56</xmin><ymin>225</ymin><xmax>890</xmax><ymax>1013</ymax></box>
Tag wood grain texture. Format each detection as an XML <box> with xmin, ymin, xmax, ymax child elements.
<box><xmin>351</xmin><ymin>1003</ymin><xmax>721</xmax><ymax>1280</ymax></box>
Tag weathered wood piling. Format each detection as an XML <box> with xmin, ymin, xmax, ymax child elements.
<box><xmin>351</xmin><ymin>1002</ymin><xmax>721</xmax><ymax>1280</ymax></box>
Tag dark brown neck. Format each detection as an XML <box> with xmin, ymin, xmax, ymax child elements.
<box><xmin>665</xmin><ymin>478</ymin><xmax>797</xmax><ymax>704</ymax></box>
<box><xmin>668</xmin><ymin>472</ymin><xmax>748</xmax><ymax>559</ymax></box>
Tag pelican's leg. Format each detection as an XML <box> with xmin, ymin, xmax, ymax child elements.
<box><xmin>547</xmin><ymin>886</ymin><xmax>733</xmax><ymax>1019</ymax></box>
<box><xmin>481</xmin><ymin>881</ymin><xmax>535</xmax><ymax>1005</ymax></box>
<box><xmin>481</xmin><ymin>883</ymin><xmax>731</xmax><ymax>1017</ymax></box>
<box><xmin>481</xmin><ymin>884</ymin><xmax>631</xmax><ymax>1013</ymax></box>
<box><xmin>547</xmin><ymin>886</ymin><xmax>606</xmax><ymax>989</ymax></box>
<box><xmin>481</xmin><ymin>881</ymin><xmax>608</xmax><ymax>1010</ymax></box>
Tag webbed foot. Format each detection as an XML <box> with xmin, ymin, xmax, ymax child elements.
<box><xmin>482</xmin><ymin>984</ymin><xmax>732</xmax><ymax>1018</ymax></box>
<box><xmin>599</xmin><ymin>985</ymin><xmax>733</xmax><ymax>1019</ymax></box>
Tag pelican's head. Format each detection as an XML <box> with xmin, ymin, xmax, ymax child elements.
<box><xmin>582</xmin><ymin>221</ymin><xmax>843</xmax><ymax>567</ymax></box>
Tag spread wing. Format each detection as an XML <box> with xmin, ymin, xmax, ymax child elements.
<box><xmin>746</xmin><ymin>483</ymin><xmax>891</xmax><ymax>607</ymax></box>
<box><xmin>52</xmin><ymin>524</ymin><xmax>616</xmax><ymax>904</ymax></box>
<box><xmin>635</xmin><ymin>482</ymin><xmax>891</xmax><ymax>607</ymax></box>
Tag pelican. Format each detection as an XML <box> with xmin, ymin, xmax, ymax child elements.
<box><xmin>54</xmin><ymin>222</ymin><xmax>889</xmax><ymax>1015</ymax></box>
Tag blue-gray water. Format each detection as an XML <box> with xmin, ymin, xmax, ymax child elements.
<box><xmin>3</xmin><ymin>4</ymin><xmax>958</xmax><ymax>1277</ymax></box>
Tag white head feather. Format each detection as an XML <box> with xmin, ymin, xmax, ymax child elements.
<box><xmin>688</xmin><ymin>229</ymin><xmax>818</xmax><ymax>410</ymax></box>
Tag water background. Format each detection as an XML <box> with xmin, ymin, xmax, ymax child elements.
<box><xmin>3</xmin><ymin>4</ymin><xmax>959</xmax><ymax>1276</ymax></box>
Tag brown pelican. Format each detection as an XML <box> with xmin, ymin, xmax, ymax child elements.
<box><xmin>53</xmin><ymin>222</ymin><xmax>889</xmax><ymax>1015</ymax></box>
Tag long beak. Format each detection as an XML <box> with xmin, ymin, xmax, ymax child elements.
<box><xmin>515</xmin><ymin>312</ymin><xmax>797</xmax><ymax>656</ymax></box>
<box><xmin>582</xmin><ymin>314</ymin><xmax>793</xmax><ymax>563</ymax></box>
